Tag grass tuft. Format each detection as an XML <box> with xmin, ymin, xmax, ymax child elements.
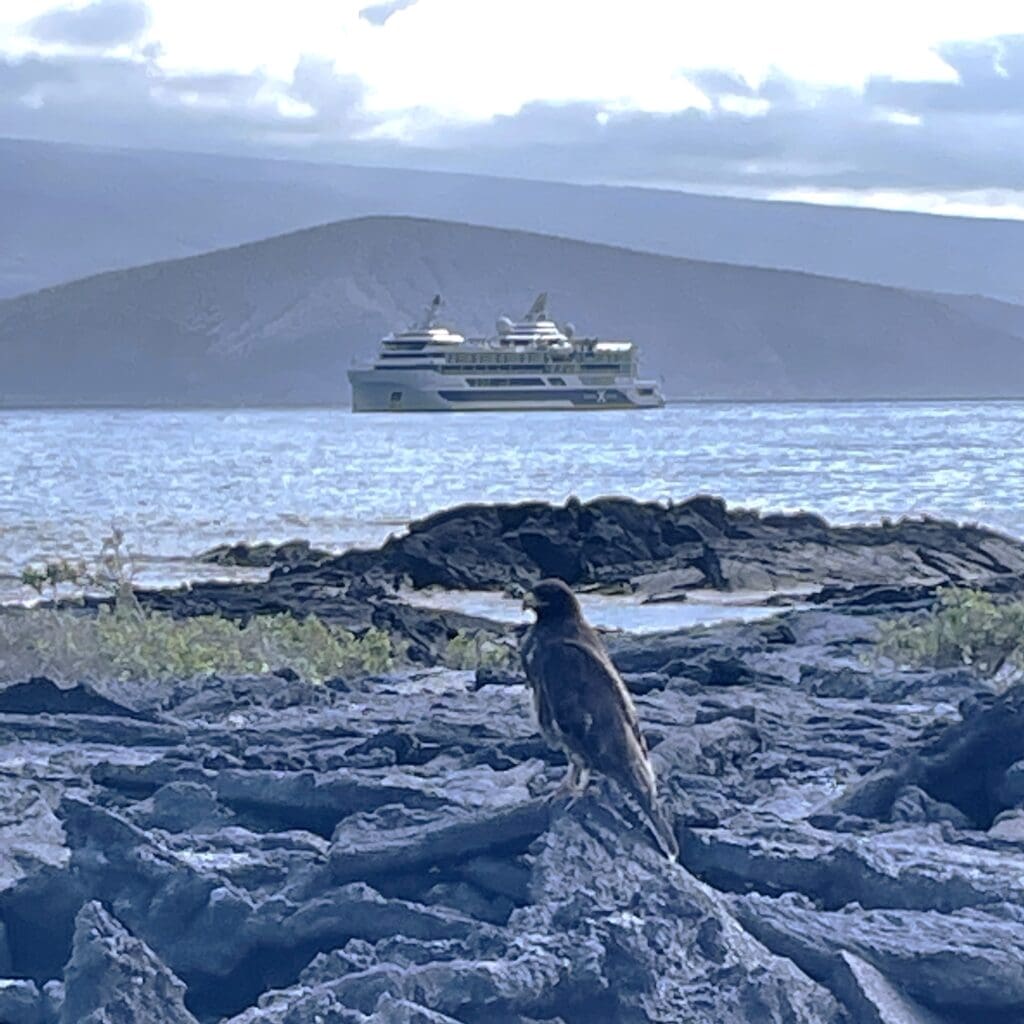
<box><xmin>0</xmin><ymin>605</ymin><xmax>396</xmax><ymax>684</ymax></box>
<box><xmin>874</xmin><ymin>587</ymin><xmax>1024</xmax><ymax>684</ymax></box>
<box><xmin>8</xmin><ymin>528</ymin><xmax>397</xmax><ymax>684</ymax></box>
<box><xmin>442</xmin><ymin>629</ymin><xmax>517</xmax><ymax>671</ymax></box>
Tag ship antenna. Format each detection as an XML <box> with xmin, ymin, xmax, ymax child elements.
<box><xmin>418</xmin><ymin>293</ymin><xmax>443</xmax><ymax>329</ymax></box>
<box><xmin>525</xmin><ymin>292</ymin><xmax>548</xmax><ymax>322</ymax></box>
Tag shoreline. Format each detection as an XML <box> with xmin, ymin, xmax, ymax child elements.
<box><xmin>6</xmin><ymin>395</ymin><xmax>1024</xmax><ymax>412</ymax></box>
<box><xmin>6</xmin><ymin>496</ymin><xmax>1022</xmax><ymax>612</ymax></box>
<box><xmin>6</xmin><ymin>493</ymin><xmax>1024</xmax><ymax>670</ymax></box>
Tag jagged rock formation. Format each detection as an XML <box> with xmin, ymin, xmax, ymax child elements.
<box><xmin>61</xmin><ymin>901</ymin><xmax>197</xmax><ymax>1024</ymax></box>
<box><xmin>2</xmin><ymin>585</ymin><xmax>1024</xmax><ymax>1021</ymax></box>
<box><xmin>272</xmin><ymin>496</ymin><xmax>1024</xmax><ymax>597</ymax></box>
<box><xmin>198</xmin><ymin>541</ymin><xmax>330</xmax><ymax>569</ymax></box>
<box><xmin>134</xmin><ymin>500</ymin><xmax>1024</xmax><ymax>665</ymax></box>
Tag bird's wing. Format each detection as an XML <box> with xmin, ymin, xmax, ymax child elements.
<box><xmin>520</xmin><ymin>626</ymin><xmax>559</xmax><ymax>740</ymax></box>
<box><xmin>563</xmin><ymin>638</ymin><xmax>649</xmax><ymax>757</ymax></box>
<box><xmin>536</xmin><ymin>637</ymin><xmax>652</xmax><ymax>787</ymax></box>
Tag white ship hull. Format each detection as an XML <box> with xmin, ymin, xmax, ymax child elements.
<box><xmin>348</xmin><ymin>367</ymin><xmax>665</xmax><ymax>412</ymax></box>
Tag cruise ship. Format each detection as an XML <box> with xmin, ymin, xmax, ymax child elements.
<box><xmin>347</xmin><ymin>294</ymin><xmax>665</xmax><ymax>412</ymax></box>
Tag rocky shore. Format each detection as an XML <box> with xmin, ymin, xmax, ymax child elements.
<box><xmin>218</xmin><ymin>494</ymin><xmax>1024</xmax><ymax>600</ymax></box>
<box><xmin>3</xmin><ymin>497</ymin><xmax>1024</xmax><ymax>1023</ymax></box>
<box><xmin>164</xmin><ymin>496</ymin><xmax>1024</xmax><ymax>665</ymax></box>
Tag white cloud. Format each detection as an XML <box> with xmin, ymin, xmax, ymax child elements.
<box><xmin>771</xmin><ymin>187</ymin><xmax>1024</xmax><ymax>221</ymax></box>
<box><xmin>8</xmin><ymin>0</ymin><xmax>1024</xmax><ymax>122</ymax></box>
<box><xmin>26</xmin><ymin>0</ymin><xmax>150</xmax><ymax>47</ymax></box>
<box><xmin>5</xmin><ymin>1</ymin><xmax>1024</xmax><ymax>219</ymax></box>
<box><xmin>358</xmin><ymin>0</ymin><xmax>419</xmax><ymax>27</ymax></box>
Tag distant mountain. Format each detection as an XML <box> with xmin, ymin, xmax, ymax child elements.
<box><xmin>2</xmin><ymin>137</ymin><xmax>1024</xmax><ymax>302</ymax></box>
<box><xmin>2</xmin><ymin>215</ymin><xmax>1023</xmax><ymax>406</ymax></box>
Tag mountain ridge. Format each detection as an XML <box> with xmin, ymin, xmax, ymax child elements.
<box><xmin>3</xmin><ymin>137</ymin><xmax>1024</xmax><ymax>302</ymax></box>
<box><xmin>3</xmin><ymin>214</ymin><xmax>1024</xmax><ymax>407</ymax></box>
<box><xmin>10</xmin><ymin>212</ymin><xmax>963</xmax><ymax>301</ymax></box>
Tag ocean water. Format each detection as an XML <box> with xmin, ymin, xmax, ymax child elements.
<box><xmin>1</xmin><ymin>401</ymin><xmax>1022</xmax><ymax>606</ymax></box>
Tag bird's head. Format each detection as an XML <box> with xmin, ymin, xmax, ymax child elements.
<box><xmin>522</xmin><ymin>578</ymin><xmax>581</xmax><ymax>621</ymax></box>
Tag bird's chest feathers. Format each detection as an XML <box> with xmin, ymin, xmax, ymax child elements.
<box><xmin>521</xmin><ymin>623</ymin><xmax>592</xmax><ymax>751</ymax></box>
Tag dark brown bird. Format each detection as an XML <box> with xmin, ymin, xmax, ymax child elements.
<box><xmin>520</xmin><ymin>578</ymin><xmax>678</xmax><ymax>860</ymax></box>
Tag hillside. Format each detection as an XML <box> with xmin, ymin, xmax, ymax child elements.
<box><xmin>2</xmin><ymin>215</ymin><xmax>1023</xmax><ymax>406</ymax></box>
<box><xmin>3</xmin><ymin>137</ymin><xmax>1024</xmax><ymax>302</ymax></box>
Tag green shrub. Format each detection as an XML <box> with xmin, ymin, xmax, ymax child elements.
<box><xmin>20</xmin><ymin>527</ymin><xmax>138</xmax><ymax>606</ymax></box>
<box><xmin>8</xmin><ymin>528</ymin><xmax>397</xmax><ymax>684</ymax></box>
<box><xmin>20</xmin><ymin>558</ymin><xmax>89</xmax><ymax>601</ymax></box>
<box><xmin>875</xmin><ymin>588</ymin><xmax>1024</xmax><ymax>678</ymax></box>
<box><xmin>443</xmin><ymin>629</ymin><xmax>517</xmax><ymax>671</ymax></box>
<box><xmin>244</xmin><ymin>612</ymin><xmax>396</xmax><ymax>681</ymax></box>
<box><xmin>0</xmin><ymin>604</ymin><xmax>396</xmax><ymax>684</ymax></box>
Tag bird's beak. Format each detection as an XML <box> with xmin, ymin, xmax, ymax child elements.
<box><xmin>522</xmin><ymin>592</ymin><xmax>538</xmax><ymax>611</ymax></box>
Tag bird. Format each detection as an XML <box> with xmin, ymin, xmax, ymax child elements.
<box><xmin>520</xmin><ymin>578</ymin><xmax>678</xmax><ymax>860</ymax></box>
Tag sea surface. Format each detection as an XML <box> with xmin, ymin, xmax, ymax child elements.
<box><xmin>1</xmin><ymin>401</ymin><xmax>1022</xmax><ymax>617</ymax></box>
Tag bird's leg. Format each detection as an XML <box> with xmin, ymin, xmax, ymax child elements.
<box><xmin>566</xmin><ymin>765</ymin><xmax>592</xmax><ymax>807</ymax></box>
<box><xmin>549</xmin><ymin>760</ymin><xmax>590</xmax><ymax>803</ymax></box>
<box><xmin>548</xmin><ymin>763</ymin><xmax>579</xmax><ymax>801</ymax></box>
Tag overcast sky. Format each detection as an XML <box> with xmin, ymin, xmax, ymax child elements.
<box><xmin>3</xmin><ymin>0</ymin><xmax>1024</xmax><ymax>218</ymax></box>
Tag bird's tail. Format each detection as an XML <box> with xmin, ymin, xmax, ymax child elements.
<box><xmin>643</xmin><ymin>800</ymin><xmax>679</xmax><ymax>862</ymax></box>
<box><xmin>626</xmin><ymin>783</ymin><xmax>678</xmax><ymax>861</ymax></box>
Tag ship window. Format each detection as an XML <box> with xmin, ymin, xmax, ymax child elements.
<box><xmin>639</xmin><ymin>388</ymin><xmax>654</xmax><ymax>395</ymax></box>
<box><xmin>389</xmin><ymin>391</ymin><xmax>402</xmax><ymax>404</ymax></box>
<box><xmin>548</xmin><ymin>377</ymin><xmax>566</xmax><ymax>385</ymax></box>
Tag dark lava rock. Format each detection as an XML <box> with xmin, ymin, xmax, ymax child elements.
<box><xmin>0</xmin><ymin>979</ymin><xmax>44</xmax><ymax>1024</ymax></box>
<box><xmin>997</xmin><ymin>758</ymin><xmax>1024</xmax><ymax>807</ymax></box>
<box><xmin>129</xmin><ymin>781</ymin><xmax>237</xmax><ymax>834</ymax></box>
<box><xmin>696</xmin><ymin>656</ymin><xmax>788</xmax><ymax>687</ymax></box>
<box><xmin>989</xmin><ymin>809</ymin><xmax>1024</xmax><ymax>842</ymax></box>
<box><xmin>471</xmin><ymin>666</ymin><xmax>523</xmax><ymax>690</ymax></box>
<box><xmin>267</xmin><ymin>496</ymin><xmax>1024</xmax><ymax>600</ymax></box>
<box><xmin>801</xmin><ymin>665</ymin><xmax>874</xmax><ymax>699</ymax></box>
<box><xmin>225</xmin><ymin>795</ymin><xmax>841</xmax><ymax>1024</ymax></box>
<box><xmin>67</xmin><ymin>497</ymin><xmax>1024</xmax><ymax>675</ymax></box>
<box><xmin>60</xmin><ymin>901</ymin><xmax>197</xmax><ymax>1024</ymax></box>
<box><xmin>732</xmin><ymin>891</ymin><xmax>1024</xmax><ymax>1022</ymax></box>
<box><xmin>830</xmin><ymin>951</ymin><xmax>947</xmax><ymax>1024</ymax></box>
<box><xmin>198</xmin><ymin>540</ymin><xmax>329</xmax><ymax>568</ymax></box>
<box><xmin>829</xmin><ymin>683</ymin><xmax>1024</xmax><ymax>828</ymax></box>
<box><xmin>890</xmin><ymin>785</ymin><xmax>973</xmax><ymax>829</ymax></box>
<box><xmin>0</xmin><ymin>678</ymin><xmax>138</xmax><ymax>718</ymax></box>
<box><xmin>3</xmin><ymin>595</ymin><xmax>1024</xmax><ymax>1022</ymax></box>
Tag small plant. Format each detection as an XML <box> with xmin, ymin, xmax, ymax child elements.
<box><xmin>0</xmin><ymin>604</ymin><xmax>397</xmax><ymax>684</ymax></box>
<box><xmin>20</xmin><ymin>526</ymin><xmax>138</xmax><ymax>609</ymax></box>
<box><xmin>7</xmin><ymin>527</ymin><xmax>404</xmax><ymax>684</ymax></box>
<box><xmin>248</xmin><ymin>614</ymin><xmax>396</xmax><ymax>680</ymax></box>
<box><xmin>20</xmin><ymin>558</ymin><xmax>89</xmax><ymax>602</ymax></box>
<box><xmin>94</xmin><ymin>527</ymin><xmax>143</xmax><ymax>614</ymax></box>
<box><xmin>875</xmin><ymin>587</ymin><xmax>1024</xmax><ymax>682</ymax></box>
<box><xmin>8</xmin><ymin>526</ymin><xmax>401</xmax><ymax>684</ymax></box>
<box><xmin>443</xmin><ymin>629</ymin><xmax>517</xmax><ymax>671</ymax></box>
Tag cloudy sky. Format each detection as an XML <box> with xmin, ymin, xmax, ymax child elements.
<box><xmin>2</xmin><ymin>0</ymin><xmax>1024</xmax><ymax>218</ymax></box>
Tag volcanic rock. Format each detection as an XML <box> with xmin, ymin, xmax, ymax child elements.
<box><xmin>2</xmin><ymin>529</ymin><xmax>1024</xmax><ymax>1021</ymax></box>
